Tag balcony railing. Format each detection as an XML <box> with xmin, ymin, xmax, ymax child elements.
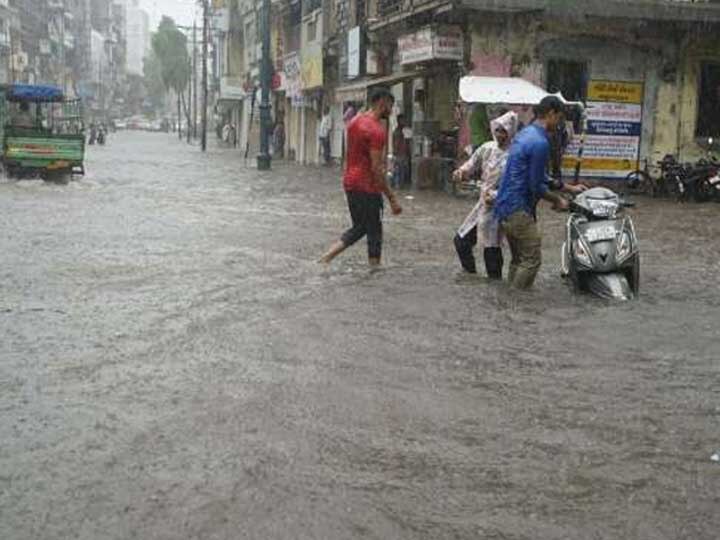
<box><xmin>376</xmin><ymin>0</ymin><xmax>442</xmax><ymax>19</ymax></box>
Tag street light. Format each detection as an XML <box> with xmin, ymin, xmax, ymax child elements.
<box><xmin>256</xmin><ymin>0</ymin><xmax>272</xmax><ymax>170</ymax></box>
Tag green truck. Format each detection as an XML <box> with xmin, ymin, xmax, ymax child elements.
<box><xmin>1</xmin><ymin>84</ymin><xmax>85</xmax><ymax>182</ymax></box>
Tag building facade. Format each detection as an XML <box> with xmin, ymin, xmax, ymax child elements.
<box><xmin>212</xmin><ymin>0</ymin><xmax>720</xmax><ymax>180</ymax></box>
<box><xmin>123</xmin><ymin>0</ymin><xmax>149</xmax><ymax>76</ymax></box>
<box><xmin>1</xmin><ymin>0</ymin><xmax>134</xmax><ymax>121</ymax></box>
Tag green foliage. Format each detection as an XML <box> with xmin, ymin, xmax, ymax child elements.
<box><xmin>151</xmin><ymin>17</ymin><xmax>190</xmax><ymax>95</ymax></box>
<box><xmin>143</xmin><ymin>52</ymin><xmax>166</xmax><ymax>111</ymax></box>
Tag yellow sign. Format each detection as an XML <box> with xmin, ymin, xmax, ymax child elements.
<box><xmin>301</xmin><ymin>42</ymin><xmax>323</xmax><ymax>90</ymax></box>
<box><xmin>587</xmin><ymin>81</ymin><xmax>644</xmax><ymax>104</ymax></box>
<box><xmin>563</xmin><ymin>157</ymin><xmax>637</xmax><ymax>172</ymax></box>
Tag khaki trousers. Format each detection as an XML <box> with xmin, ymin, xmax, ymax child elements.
<box><xmin>501</xmin><ymin>211</ymin><xmax>542</xmax><ymax>289</ymax></box>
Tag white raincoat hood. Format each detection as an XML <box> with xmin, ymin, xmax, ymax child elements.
<box><xmin>490</xmin><ymin>111</ymin><xmax>519</xmax><ymax>144</ymax></box>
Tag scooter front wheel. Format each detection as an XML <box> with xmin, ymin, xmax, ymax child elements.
<box><xmin>586</xmin><ymin>272</ymin><xmax>634</xmax><ymax>301</ymax></box>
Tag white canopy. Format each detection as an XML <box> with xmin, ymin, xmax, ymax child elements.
<box><xmin>459</xmin><ymin>76</ymin><xmax>579</xmax><ymax>107</ymax></box>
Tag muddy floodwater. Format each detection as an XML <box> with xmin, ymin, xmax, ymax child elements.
<box><xmin>1</xmin><ymin>132</ymin><xmax>719</xmax><ymax>539</ymax></box>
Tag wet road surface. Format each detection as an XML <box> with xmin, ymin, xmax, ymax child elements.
<box><xmin>1</xmin><ymin>132</ymin><xmax>719</xmax><ymax>539</ymax></box>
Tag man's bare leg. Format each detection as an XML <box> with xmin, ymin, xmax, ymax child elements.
<box><xmin>319</xmin><ymin>240</ymin><xmax>346</xmax><ymax>264</ymax></box>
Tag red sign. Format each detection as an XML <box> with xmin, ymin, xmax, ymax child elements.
<box><xmin>271</xmin><ymin>73</ymin><xmax>281</xmax><ymax>90</ymax></box>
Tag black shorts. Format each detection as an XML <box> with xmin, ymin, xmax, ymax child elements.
<box><xmin>340</xmin><ymin>191</ymin><xmax>383</xmax><ymax>259</ymax></box>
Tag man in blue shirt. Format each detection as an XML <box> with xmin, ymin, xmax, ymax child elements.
<box><xmin>494</xmin><ymin>96</ymin><xmax>585</xmax><ymax>289</ymax></box>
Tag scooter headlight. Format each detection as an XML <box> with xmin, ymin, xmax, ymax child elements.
<box><xmin>573</xmin><ymin>239</ymin><xmax>593</xmax><ymax>267</ymax></box>
<box><xmin>616</xmin><ymin>231</ymin><xmax>633</xmax><ymax>262</ymax></box>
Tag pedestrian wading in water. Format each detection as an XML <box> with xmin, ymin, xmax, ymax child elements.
<box><xmin>319</xmin><ymin>87</ymin><xmax>402</xmax><ymax>267</ymax></box>
<box><xmin>493</xmin><ymin>96</ymin><xmax>587</xmax><ymax>289</ymax></box>
<box><xmin>453</xmin><ymin>111</ymin><xmax>519</xmax><ymax>278</ymax></box>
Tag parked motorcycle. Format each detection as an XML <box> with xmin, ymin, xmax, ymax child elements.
<box><xmin>560</xmin><ymin>187</ymin><xmax>639</xmax><ymax>300</ymax></box>
<box><xmin>693</xmin><ymin>137</ymin><xmax>720</xmax><ymax>202</ymax></box>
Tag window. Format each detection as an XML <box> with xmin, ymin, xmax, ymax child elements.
<box><xmin>356</xmin><ymin>0</ymin><xmax>367</xmax><ymax>25</ymax></box>
<box><xmin>696</xmin><ymin>62</ymin><xmax>720</xmax><ymax>138</ymax></box>
<box><xmin>546</xmin><ymin>59</ymin><xmax>588</xmax><ymax>102</ymax></box>
<box><xmin>304</xmin><ymin>0</ymin><xmax>321</xmax><ymax>15</ymax></box>
<box><xmin>307</xmin><ymin>18</ymin><xmax>317</xmax><ymax>43</ymax></box>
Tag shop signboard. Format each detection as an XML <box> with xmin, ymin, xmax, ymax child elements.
<box><xmin>563</xmin><ymin>80</ymin><xmax>644</xmax><ymax>179</ymax></box>
<box><xmin>212</xmin><ymin>7</ymin><xmax>229</xmax><ymax>32</ymax></box>
<box><xmin>348</xmin><ymin>27</ymin><xmax>361</xmax><ymax>79</ymax></box>
<box><xmin>398</xmin><ymin>26</ymin><xmax>463</xmax><ymax>66</ymax></box>
<box><xmin>284</xmin><ymin>52</ymin><xmax>302</xmax><ymax>101</ymax></box>
<box><xmin>220</xmin><ymin>76</ymin><xmax>246</xmax><ymax>101</ymax></box>
<box><xmin>301</xmin><ymin>41</ymin><xmax>323</xmax><ymax>90</ymax></box>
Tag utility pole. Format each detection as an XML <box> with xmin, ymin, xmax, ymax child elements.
<box><xmin>187</xmin><ymin>54</ymin><xmax>192</xmax><ymax>144</ymax></box>
<box><xmin>193</xmin><ymin>20</ymin><xmax>198</xmax><ymax>140</ymax></box>
<box><xmin>256</xmin><ymin>0</ymin><xmax>272</xmax><ymax>170</ymax></box>
<box><xmin>201</xmin><ymin>0</ymin><xmax>209</xmax><ymax>152</ymax></box>
<box><xmin>9</xmin><ymin>23</ymin><xmax>15</xmax><ymax>82</ymax></box>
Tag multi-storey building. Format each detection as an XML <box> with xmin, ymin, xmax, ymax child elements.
<box><xmin>8</xmin><ymin>0</ymin><xmax>46</xmax><ymax>84</ymax></box>
<box><xmin>0</xmin><ymin>0</ymin><xmax>132</xmax><ymax>119</ymax></box>
<box><xmin>0</xmin><ymin>0</ymin><xmax>15</xmax><ymax>83</ymax></box>
<box><xmin>218</xmin><ymin>0</ymin><xmax>720</xmax><ymax>175</ymax></box>
<box><xmin>123</xmin><ymin>0</ymin><xmax>149</xmax><ymax>76</ymax></box>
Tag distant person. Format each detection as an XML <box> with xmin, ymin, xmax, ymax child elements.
<box><xmin>222</xmin><ymin>122</ymin><xmax>236</xmax><ymax>146</ymax></box>
<box><xmin>273</xmin><ymin>119</ymin><xmax>285</xmax><ymax>158</ymax></box>
<box><xmin>319</xmin><ymin>107</ymin><xmax>333</xmax><ymax>165</ymax></box>
<box><xmin>548</xmin><ymin>114</ymin><xmax>571</xmax><ymax>180</ymax></box>
<box><xmin>319</xmin><ymin>88</ymin><xmax>402</xmax><ymax>267</ymax></box>
<box><xmin>97</xmin><ymin>124</ymin><xmax>107</xmax><ymax>145</ymax></box>
<box><xmin>469</xmin><ymin>104</ymin><xmax>491</xmax><ymax>150</ymax></box>
<box><xmin>343</xmin><ymin>103</ymin><xmax>357</xmax><ymax>125</ymax></box>
<box><xmin>88</xmin><ymin>123</ymin><xmax>97</xmax><ymax>145</ymax></box>
<box><xmin>12</xmin><ymin>102</ymin><xmax>34</xmax><ymax>128</ymax></box>
<box><xmin>392</xmin><ymin>114</ymin><xmax>411</xmax><ymax>189</ymax></box>
<box><xmin>341</xmin><ymin>103</ymin><xmax>357</xmax><ymax>163</ymax></box>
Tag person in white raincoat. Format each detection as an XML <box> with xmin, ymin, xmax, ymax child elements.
<box><xmin>453</xmin><ymin>111</ymin><xmax>519</xmax><ymax>278</ymax></box>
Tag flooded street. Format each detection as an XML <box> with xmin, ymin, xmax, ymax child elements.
<box><xmin>1</xmin><ymin>132</ymin><xmax>719</xmax><ymax>539</ymax></box>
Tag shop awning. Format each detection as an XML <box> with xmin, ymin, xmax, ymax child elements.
<box><xmin>335</xmin><ymin>70</ymin><xmax>430</xmax><ymax>103</ymax></box>
<box><xmin>459</xmin><ymin>76</ymin><xmax>580</xmax><ymax>107</ymax></box>
<box><xmin>6</xmin><ymin>84</ymin><xmax>64</xmax><ymax>102</ymax></box>
<box><xmin>457</xmin><ymin>0</ymin><xmax>720</xmax><ymax>22</ymax></box>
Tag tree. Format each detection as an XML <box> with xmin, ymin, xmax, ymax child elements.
<box><xmin>151</xmin><ymin>17</ymin><xmax>191</xmax><ymax>132</ymax></box>
<box><xmin>142</xmin><ymin>52</ymin><xmax>166</xmax><ymax>114</ymax></box>
<box><xmin>151</xmin><ymin>17</ymin><xmax>190</xmax><ymax>95</ymax></box>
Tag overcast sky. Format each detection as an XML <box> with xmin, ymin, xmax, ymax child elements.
<box><xmin>140</xmin><ymin>0</ymin><xmax>200</xmax><ymax>31</ymax></box>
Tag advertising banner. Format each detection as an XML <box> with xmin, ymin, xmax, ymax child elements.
<box><xmin>563</xmin><ymin>80</ymin><xmax>644</xmax><ymax>179</ymax></box>
<box><xmin>398</xmin><ymin>26</ymin><xmax>463</xmax><ymax>66</ymax></box>
<box><xmin>284</xmin><ymin>52</ymin><xmax>302</xmax><ymax>102</ymax></box>
<box><xmin>301</xmin><ymin>42</ymin><xmax>323</xmax><ymax>90</ymax></box>
<box><xmin>348</xmin><ymin>27</ymin><xmax>361</xmax><ymax>79</ymax></box>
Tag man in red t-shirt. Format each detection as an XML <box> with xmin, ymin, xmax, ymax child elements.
<box><xmin>319</xmin><ymin>87</ymin><xmax>402</xmax><ymax>266</ymax></box>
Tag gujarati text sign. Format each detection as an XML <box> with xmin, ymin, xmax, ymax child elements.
<box><xmin>564</xmin><ymin>80</ymin><xmax>644</xmax><ymax>179</ymax></box>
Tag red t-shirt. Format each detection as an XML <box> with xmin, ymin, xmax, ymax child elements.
<box><xmin>343</xmin><ymin>113</ymin><xmax>386</xmax><ymax>193</ymax></box>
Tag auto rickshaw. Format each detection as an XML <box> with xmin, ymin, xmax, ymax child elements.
<box><xmin>0</xmin><ymin>84</ymin><xmax>85</xmax><ymax>182</ymax></box>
